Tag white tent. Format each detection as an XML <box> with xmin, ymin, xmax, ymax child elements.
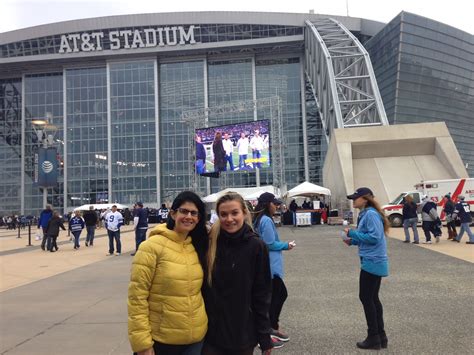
<box><xmin>202</xmin><ymin>186</ymin><xmax>279</xmax><ymax>203</ymax></box>
<box><xmin>286</xmin><ymin>181</ymin><xmax>331</xmax><ymax>198</ymax></box>
<box><xmin>73</xmin><ymin>203</ymin><xmax>129</xmax><ymax>211</ymax></box>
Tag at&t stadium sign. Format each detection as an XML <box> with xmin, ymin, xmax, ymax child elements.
<box><xmin>59</xmin><ymin>25</ymin><xmax>198</xmax><ymax>53</ymax></box>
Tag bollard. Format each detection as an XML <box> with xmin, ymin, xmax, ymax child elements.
<box><xmin>27</xmin><ymin>222</ymin><xmax>32</xmax><ymax>246</ymax></box>
<box><xmin>17</xmin><ymin>225</ymin><xmax>21</xmax><ymax>238</ymax></box>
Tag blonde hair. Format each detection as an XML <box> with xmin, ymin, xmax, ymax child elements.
<box><xmin>361</xmin><ymin>194</ymin><xmax>390</xmax><ymax>233</ymax></box>
<box><xmin>207</xmin><ymin>192</ymin><xmax>253</xmax><ymax>285</ymax></box>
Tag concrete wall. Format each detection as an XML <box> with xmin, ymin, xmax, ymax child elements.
<box><xmin>323</xmin><ymin>122</ymin><xmax>469</xmax><ymax>209</ymax></box>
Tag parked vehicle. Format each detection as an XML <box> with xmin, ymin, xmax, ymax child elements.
<box><xmin>383</xmin><ymin>178</ymin><xmax>474</xmax><ymax>227</ymax></box>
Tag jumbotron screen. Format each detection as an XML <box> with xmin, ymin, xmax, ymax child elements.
<box><xmin>195</xmin><ymin>120</ymin><xmax>270</xmax><ymax>175</ymax></box>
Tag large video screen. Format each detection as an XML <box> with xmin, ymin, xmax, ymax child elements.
<box><xmin>195</xmin><ymin>120</ymin><xmax>270</xmax><ymax>175</ymax></box>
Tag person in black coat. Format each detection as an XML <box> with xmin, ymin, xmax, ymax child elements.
<box><xmin>45</xmin><ymin>211</ymin><xmax>66</xmax><ymax>252</ymax></box>
<box><xmin>202</xmin><ymin>192</ymin><xmax>273</xmax><ymax>355</ymax></box>
<box><xmin>443</xmin><ymin>194</ymin><xmax>457</xmax><ymax>240</ymax></box>
<box><xmin>83</xmin><ymin>206</ymin><xmax>98</xmax><ymax>246</ymax></box>
<box><xmin>212</xmin><ymin>132</ymin><xmax>226</xmax><ymax>173</ymax></box>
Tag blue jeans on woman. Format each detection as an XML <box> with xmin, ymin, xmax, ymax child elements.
<box><xmin>72</xmin><ymin>231</ymin><xmax>81</xmax><ymax>248</ymax></box>
<box><xmin>403</xmin><ymin>217</ymin><xmax>419</xmax><ymax>242</ymax></box>
<box><xmin>456</xmin><ymin>223</ymin><xmax>474</xmax><ymax>242</ymax></box>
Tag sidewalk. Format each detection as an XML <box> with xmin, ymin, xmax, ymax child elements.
<box><xmin>0</xmin><ymin>225</ymin><xmax>140</xmax><ymax>292</ymax></box>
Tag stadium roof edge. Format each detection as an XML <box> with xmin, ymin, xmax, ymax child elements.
<box><xmin>0</xmin><ymin>11</ymin><xmax>386</xmax><ymax>45</ymax></box>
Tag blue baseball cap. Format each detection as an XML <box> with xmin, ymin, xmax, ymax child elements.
<box><xmin>347</xmin><ymin>187</ymin><xmax>374</xmax><ymax>200</ymax></box>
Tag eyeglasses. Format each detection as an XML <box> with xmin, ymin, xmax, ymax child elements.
<box><xmin>177</xmin><ymin>208</ymin><xmax>200</xmax><ymax>217</ymax></box>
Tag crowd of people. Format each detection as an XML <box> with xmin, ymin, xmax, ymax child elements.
<box><xmin>401</xmin><ymin>193</ymin><xmax>473</xmax><ymax>245</ymax></box>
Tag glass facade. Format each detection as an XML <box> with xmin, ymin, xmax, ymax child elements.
<box><xmin>0</xmin><ymin>79</ymin><xmax>22</xmax><ymax>215</ymax></box>
<box><xmin>208</xmin><ymin>58</ymin><xmax>257</xmax><ymax>191</ymax></box>
<box><xmin>256</xmin><ymin>58</ymin><xmax>304</xmax><ymax>186</ymax></box>
<box><xmin>24</xmin><ymin>73</ymin><xmax>64</xmax><ymax>215</ymax></box>
<box><xmin>66</xmin><ymin>67</ymin><xmax>108</xmax><ymax>207</ymax></box>
<box><xmin>365</xmin><ymin>12</ymin><xmax>474</xmax><ymax>176</ymax></box>
<box><xmin>159</xmin><ymin>61</ymin><xmax>205</xmax><ymax>202</ymax></box>
<box><xmin>109</xmin><ymin>61</ymin><xmax>157</xmax><ymax>204</ymax></box>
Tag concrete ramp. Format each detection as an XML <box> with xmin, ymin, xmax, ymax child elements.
<box><xmin>323</xmin><ymin>122</ymin><xmax>469</xmax><ymax>208</ymax></box>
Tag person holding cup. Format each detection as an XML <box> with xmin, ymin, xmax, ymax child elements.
<box><xmin>342</xmin><ymin>187</ymin><xmax>389</xmax><ymax>350</ymax></box>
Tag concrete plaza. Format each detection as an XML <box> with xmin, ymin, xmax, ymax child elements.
<box><xmin>1</xmin><ymin>224</ymin><xmax>473</xmax><ymax>354</ymax></box>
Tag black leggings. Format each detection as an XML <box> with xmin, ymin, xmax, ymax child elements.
<box><xmin>270</xmin><ymin>276</ymin><xmax>288</xmax><ymax>330</ymax></box>
<box><xmin>202</xmin><ymin>342</ymin><xmax>254</xmax><ymax>355</ymax></box>
<box><xmin>359</xmin><ymin>270</ymin><xmax>384</xmax><ymax>336</ymax></box>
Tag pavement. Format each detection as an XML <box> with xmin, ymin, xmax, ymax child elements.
<box><xmin>0</xmin><ymin>224</ymin><xmax>473</xmax><ymax>354</ymax></box>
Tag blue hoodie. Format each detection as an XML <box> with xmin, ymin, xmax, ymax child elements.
<box><xmin>38</xmin><ymin>209</ymin><xmax>53</xmax><ymax>229</ymax></box>
<box><xmin>348</xmin><ymin>207</ymin><xmax>389</xmax><ymax>277</ymax></box>
<box><xmin>255</xmin><ymin>215</ymin><xmax>288</xmax><ymax>278</ymax></box>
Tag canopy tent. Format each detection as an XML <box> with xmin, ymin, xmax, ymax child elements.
<box><xmin>286</xmin><ymin>181</ymin><xmax>331</xmax><ymax>198</ymax></box>
<box><xmin>73</xmin><ymin>203</ymin><xmax>129</xmax><ymax>211</ymax></box>
<box><xmin>202</xmin><ymin>186</ymin><xmax>279</xmax><ymax>203</ymax></box>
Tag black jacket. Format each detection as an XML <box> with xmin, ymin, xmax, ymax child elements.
<box><xmin>46</xmin><ymin>216</ymin><xmax>66</xmax><ymax>237</ymax></box>
<box><xmin>213</xmin><ymin>141</ymin><xmax>226</xmax><ymax>171</ymax></box>
<box><xmin>202</xmin><ymin>224</ymin><xmax>272</xmax><ymax>351</ymax></box>
<box><xmin>83</xmin><ymin>211</ymin><xmax>98</xmax><ymax>226</ymax></box>
<box><xmin>443</xmin><ymin>200</ymin><xmax>455</xmax><ymax>215</ymax></box>
<box><xmin>402</xmin><ymin>201</ymin><xmax>418</xmax><ymax>220</ymax></box>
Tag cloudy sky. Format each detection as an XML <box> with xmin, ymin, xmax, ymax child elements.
<box><xmin>2</xmin><ymin>0</ymin><xmax>473</xmax><ymax>34</ymax></box>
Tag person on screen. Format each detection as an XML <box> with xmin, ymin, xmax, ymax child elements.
<box><xmin>237</xmin><ymin>132</ymin><xmax>250</xmax><ymax>170</ymax></box>
<box><xmin>196</xmin><ymin>135</ymin><xmax>207</xmax><ymax>175</ymax></box>
<box><xmin>212</xmin><ymin>132</ymin><xmax>226</xmax><ymax>172</ymax></box>
<box><xmin>222</xmin><ymin>133</ymin><xmax>234</xmax><ymax>171</ymax></box>
<box><xmin>250</xmin><ymin>129</ymin><xmax>265</xmax><ymax>168</ymax></box>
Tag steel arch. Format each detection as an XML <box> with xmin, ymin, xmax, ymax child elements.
<box><xmin>305</xmin><ymin>18</ymin><xmax>388</xmax><ymax>138</ymax></box>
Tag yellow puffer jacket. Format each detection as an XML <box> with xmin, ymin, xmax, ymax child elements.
<box><xmin>128</xmin><ymin>224</ymin><xmax>207</xmax><ymax>352</ymax></box>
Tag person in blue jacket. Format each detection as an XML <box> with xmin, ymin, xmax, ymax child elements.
<box><xmin>253</xmin><ymin>192</ymin><xmax>295</xmax><ymax>346</ymax></box>
<box><xmin>343</xmin><ymin>187</ymin><xmax>389</xmax><ymax>350</ymax></box>
<box><xmin>38</xmin><ymin>205</ymin><xmax>53</xmax><ymax>251</ymax></box>
<box><xmin>69</xmin><ymin>210</ymin><xmax>85</xmax><ymax>250</ymax></box>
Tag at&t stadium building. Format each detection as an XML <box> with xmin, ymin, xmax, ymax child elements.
<box><xmin>0</xmin><ymin>11</ymin><xmax>472</xmax><ymax>214</ymax></box>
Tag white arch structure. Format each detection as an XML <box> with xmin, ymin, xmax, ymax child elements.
<box><xmin>305</xmin><ymin>18</ymin><xmax>389</xmax><ymax>138</ymax></box>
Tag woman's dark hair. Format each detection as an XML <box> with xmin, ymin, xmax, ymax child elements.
<box><xmin>252</xmin><ymin>200</ymin><xmax>272</xmax><ymax>227</ymax></box>
<box><xmin>166</xmin><ymin>191</ymin><xmax>209</xmax><ymax>268</ymax></box>
<box><xmin>213</xmin><ymin>132</ymin><xmax>222</xmax><ymax>145</ymax></box>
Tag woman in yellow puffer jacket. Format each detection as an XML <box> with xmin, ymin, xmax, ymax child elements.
<box><xmin>128</xmin><ymin>191</ymin><xmax>209</xmax><ymax>355</ymax></box>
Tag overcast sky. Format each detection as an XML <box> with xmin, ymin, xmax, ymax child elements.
<box><xmin>2</xmin><ymin>0</ymin><xmax>473</xmax><ymax>34</ymax></box>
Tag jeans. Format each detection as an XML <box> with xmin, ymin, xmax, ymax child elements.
<box><xmin>40</xmin><ymin>227</ymin><xmax>48</xmax><ymax>248</ymax></box>
<box><xmin>72</xmin><ymin>231</ymin><xmax>81</xmax><ymax>248</ymax></box>
<box><xmin>403</xmin><ymin>217</ymin><xmax>419</xmax><ymax>242</ymax></box>
<box><xmin>422</xmin><ymin>221</ymin><xmax>435</xmax><ymax>242</ymax></box>
<box><xmin>359</xmin><ymin>269</ymin><xmax>384</xmax><ymax>336</ymax></box>
<box><xmin>135</xmin><ymin>228</ymin><xmax>147</xmax><ymax>251</ymax></box>
<box><xmin>252</xmin><ymin>150</ymin><xmax>262</xmax><ymax>168</ymax></box>
<box><xmin>86</xmin><ymin>225</ymin><xmax>95</xmax><ymax>244</ymax></box>
<box><xmin>224</xmin><ymin>154</ymin><xmax>234</xmax><ymax>171</ymax></box>
<box><xmin>107</xmin><ymin>230</ymin><xmax>121</xmax><ymax>254</ymax></box>
<box><xmin>270</xmin><ymin>276</ymin><xmax>288</xmax><ymax>330</ymax></box>
<box><xmin>238</xmin><ymin>154</ymin><xmax>247</xmax><ymax>169</ymax></box>
<box><xmin>456</xmin><ymin>223</ymin><xmax>474</xmax><ymax>242</ymax></box>
<box><xmin>46</xmin><ymin>235</ymin><xmax>58</xmax><ymax>251</ymax></box>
